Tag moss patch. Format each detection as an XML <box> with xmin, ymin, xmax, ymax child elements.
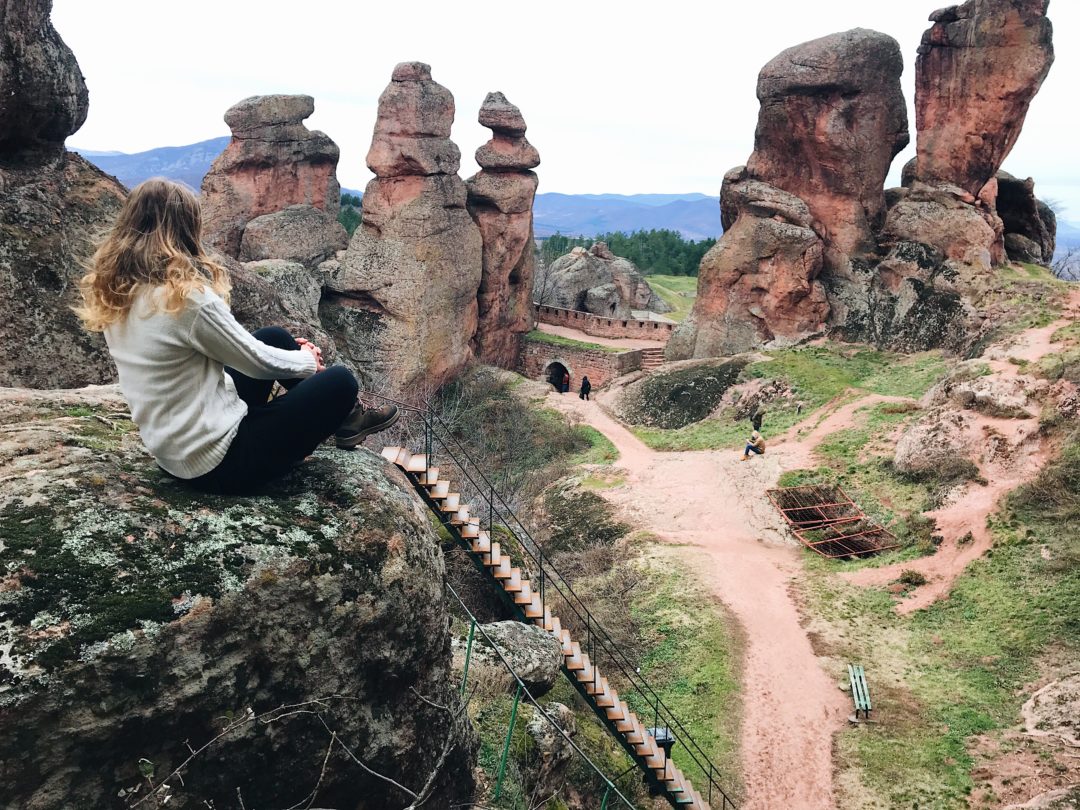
<box><xmin>525</xmin><ymin>330</ymin><xmax>621</xmax><ymax>354</ymax></box>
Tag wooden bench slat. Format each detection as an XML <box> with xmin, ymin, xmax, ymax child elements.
<box><xmin>848</xmin><ymin>663</ymin><xmax>872</xmax><ymax>718</ymax></box>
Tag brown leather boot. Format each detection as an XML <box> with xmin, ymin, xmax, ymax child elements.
<box><xmin>335</xmin><ymin>403</ymin><xmax>400</xmax><ymax>449</ymax></box>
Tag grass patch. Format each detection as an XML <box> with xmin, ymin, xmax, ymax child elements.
<box><xmin>809</xmin><ymin>433</ymin><xmax>1080</xmax><ymax>808</ymax></box>
<box><xmin>645</xmin><ymin>274</ymin><xmax>698</xmax><ymax>323</ymax></box>
<box><xmin>525</xmin><ymin>330</ymin><xmax>621</xmax><ymax>354</ymax></box>
<box><xmin>630</xmin><ymin>345</ymin><xmax>945</xmax><ymax>452</ymax></box>
<box><xmin>570</xmin><ymin>426</ymin><xmax>619</xmax><ymax>466</ymax></box>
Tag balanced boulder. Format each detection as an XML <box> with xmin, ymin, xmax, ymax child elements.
<box><xmin>323</xmin><ymin>63</ymin><xmax>482</xmax><ymax>394</ymax></box>
<box><xmin>467</xmin><ymin>92</ymin><xmax>540</xmax><ymax>368</ymax></box>
<box><xmin>747</xmin><ymin>29</ymin><xmax>908</xmax><ymax>260</ymax></box>
<box><xmin>201</xmin><ymin>95</ymin><xmax>342</xmax><ymax>258</ymax></box>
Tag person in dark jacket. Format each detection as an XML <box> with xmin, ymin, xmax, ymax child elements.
<box><xmin>580</xmin><ymin>376</ymin><xmax>592</xmax><ymax>400</ymax></box>
<box><xmin>750</xmin><ymin>407</ymin><xmax>764</xmax><ymax>432</ymax></box>
<box><xmin>562</xmin><ymin>371</ymin><xmax>570</xmax><ymax>393</ymax></box>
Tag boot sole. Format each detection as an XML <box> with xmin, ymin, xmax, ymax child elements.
<box><xmin>335</xmin><ymin>407</ymin><xmax>401</xmax><ymax>449</ymax></box>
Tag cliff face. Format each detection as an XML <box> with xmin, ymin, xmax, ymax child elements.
<box><xmin>0</xmin><ymin>386</ymin><xmax>475</xmax><ymax>809</ymax></box>
<box><xmin>0</xmin><ymin>0</ymin><xmax>128</xmax><ymax>389</ymax></box>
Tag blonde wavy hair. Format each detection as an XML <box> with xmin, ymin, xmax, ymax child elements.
<box><xmin>76</xmin><ymin>178</ymin><xmax>230</xmax><ymax>331</ymax></box>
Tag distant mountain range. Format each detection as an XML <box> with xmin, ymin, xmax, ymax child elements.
<box><xmin>74</xmin><ymin>138</ymin><xmax>1080</xmax><ymax>250</ymax></box>
<box><xmin>74</xmin><ymin>137</ymin><xmax>230</xmax><ymax>193</ymax></box>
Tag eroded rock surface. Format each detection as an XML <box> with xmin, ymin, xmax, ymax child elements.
<box><xmin>475</xmin><ymin>620</ymin><xmax>562</xmax><ymax>697</ymax></box>
<box><xmin>541</xmin><ymin>242</ymin><xmax>669</xmax><ymax>318</ymax></box>
<box><xmin>747</xmin><ymin>28</ymin><xmax>908</xmax><ymax>258</ymax></box>
<box><xmin>914</xmin><ymin>0</ymin><xmax>1054</xmax><ymax>197</ymax></box>
<box><xmin>467</xmin><ymin>92</ymin><xmax>540</xmax><ymax>368</ymax></box>
<box><xmin>239</xmin><ymin>203</ymin><xmax>348</xmax><ymax>268</ymax></box>
<box><xmin>997</xmin><ymin>172</ymin><xmax>1056</xmax><ymax>266</ymax></box>
<box><xmin>0</xmin><ymin>0</ymin><xmax>127</xmax><ymax>388</ymax></box>
<box><xmin>669</xmin><ymin>181</ymin><xmax>828</xmax><ymax>358</ymax></box>
<box><xmin>525</xmin><ymin>703</ymin><xmax>577</xmax><ymax>798</ymax></box>
<box><xmin>324</xmin><ymin>63</ymin><xmax>481</xmax><ymax>394</ymax></box>
<box><xmin>0</xmin><ymin>386</ymin><xmax>475</xmax><ymax>809</ymax></box>
<box><xmin>201</xmin><ymin>95</ymin><xmax>342</xmax><ymax>258</ymax></box>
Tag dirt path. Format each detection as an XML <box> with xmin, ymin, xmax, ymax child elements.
<box><xmin>549</xmin><ymin>393</ymin><xmax>847</xmax><ymax>810</ymax></box>
<box><xmin>535</xmin><ymin>321</ymin><xmax>664</xmax><ymax>350</ymax></box>
<box><xmin>844</xmin><ymin>289</ymin><xmax>1080</xmax><ymax>613</ymax></box>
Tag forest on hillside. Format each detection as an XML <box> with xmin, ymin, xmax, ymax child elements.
<box><xmin>539</xmin><ymin>229</ymin><xmax>714</xmax><ymax>276</ymax></box>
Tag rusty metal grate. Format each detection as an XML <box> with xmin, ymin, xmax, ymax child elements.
<box><xmin>766</xmin><ymin>484</ymin><xmax>900</xmax><ymax>559</ymax></box>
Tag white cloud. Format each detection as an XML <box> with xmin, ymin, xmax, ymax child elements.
<box><xmin>55</xmin><ymin>0</ymin><xmax>1080</xmax><ymax>212</ymax></box>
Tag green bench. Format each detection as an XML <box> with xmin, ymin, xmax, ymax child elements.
<box><xmin>848</xmin><ymin>663</ymin><xmax>872</xmax><ymax>721</ymax></box>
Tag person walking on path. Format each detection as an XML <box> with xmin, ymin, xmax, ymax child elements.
<box><xmin>750</xmin><ymin>407</ymin><xmax>764</xmax><ymax>432</ymax></box>
<box><xmin>741</xmin><ymin>429</ymin><xmax>766</xmax><ymax>461</ymax></box>
<box><xmin>562</xmin><ymin>371</ymin><xmax>571</xmax><ymax>393</ymax></box>
<box><xmin>580</xmin><ymin>376</ymin><xmax>592</xmax><ymax>401</ymax></box>
<box><xmin>76</xmin><ymin>178</ymin><xmax>398</xmax><ymax>495</ymax></box>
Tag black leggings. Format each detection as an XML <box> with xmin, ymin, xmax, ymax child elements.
<box><xmin>188</xmin><ymin>327</ymin><xmax>359</xmax><ymax>494</ymax></box>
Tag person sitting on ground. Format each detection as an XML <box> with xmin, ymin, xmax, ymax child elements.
<box><xmin>580</xmin><ymin>375</ymin><xmax>592</xmax><ymax>401</ymax></box>
<box><xmin>76</xmin><ymin>177</ymin><xmax>398</xmax><ymax>495</ymax></box>
<box><xmin>740</xmin><ymin>429</ymin><xmax>765</xmax><ymax>461</ymax></box>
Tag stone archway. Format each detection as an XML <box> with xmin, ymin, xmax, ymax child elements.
<box><xmin>544</xmin><ymin>361</ymin><xmax>571</xmax><ymax>392</ymax></box>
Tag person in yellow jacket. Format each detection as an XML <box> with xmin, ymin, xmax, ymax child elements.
<box><xmin>740</xmin><ymin>430</ymin><xmax>765</xmax><ymax>461</ymax></box>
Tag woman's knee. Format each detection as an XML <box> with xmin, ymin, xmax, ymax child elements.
<box><xmin>253</xmin><ymin>326</ymin><xmax>298</xmax><ymax>351</ymax></box>
<box><xmin>320</xmin><ymin>365</ymin><xmax>359</xmax><ymax>404</ymax></box>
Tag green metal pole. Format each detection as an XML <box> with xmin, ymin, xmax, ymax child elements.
<box><xmin>460</xmin><ymin>619</ymin><xmax>476</xmax><ymax>697</ymax></box>
<box><xmin>600</xmin><ymin>782</ymin><xmax>612</xmax><ymax>809</ymax></box>
<box><xmin>494</xmin><ymin>683</ymin><xmax>523</xmax><ymax>800</ymax></box>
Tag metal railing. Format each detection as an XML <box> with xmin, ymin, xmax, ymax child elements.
<box><xmin>446</xmin><ymin>581</ymin><xmax>637</xmax><ymax>808</ymax></box>
<box><xmin>363</xmin><ymin>391</ymin><xmax>739</xmax><ymax>810</ymax></box>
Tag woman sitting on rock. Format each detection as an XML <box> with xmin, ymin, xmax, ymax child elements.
<box><xmin>76</xmin><ymin>178</ymin><xmax>397</xmax><ymax>494</ymax></box>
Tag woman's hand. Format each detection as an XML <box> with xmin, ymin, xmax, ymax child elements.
<box><xmin>298</xmin><ymin>339</ymin><xmax>325</xmax><ymax>372</ymax></box>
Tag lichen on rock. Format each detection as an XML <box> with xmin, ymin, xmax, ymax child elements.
<box><xmin>0</xmin><ymin>385</ymin><xmax>475</xmax><ymax>808</ymax></box>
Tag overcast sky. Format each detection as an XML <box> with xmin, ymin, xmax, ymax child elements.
<box><xmin>55</xmin><ymin>0</ymin><xmax>1080</xmax><ymax>217</ymax></box>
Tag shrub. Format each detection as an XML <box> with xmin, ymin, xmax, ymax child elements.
<box><xmin>898</xmin><ymin>569</ymin><xmax>928</xmax><ymax>587</ymax></box>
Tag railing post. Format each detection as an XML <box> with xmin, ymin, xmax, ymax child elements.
<box><xmin>494</xmin><ymin>682</ymin><xmax>523</xmax><ymax>800</ymax></box>
<box><xmin>600</xmin><ymin>782</ymin><xmax>612</xmax><ymax>810</ymax></box>
<box><xmin>460</xmin><ymin>619</ymin><xmax>476</xmax><ymax>698</ymax></box>
<box><xmin>424</xmin><ymin>414</ymin><xmax>433</xmax><ymax>468</ymax></box>
<box><xmin>488</xmin><ymin>485</ymin><xmax>495</xmax><ymax>532</ymax></box>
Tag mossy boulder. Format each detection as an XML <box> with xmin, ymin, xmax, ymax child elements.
<box><xmin>0</xmin><ymin>385</ymin><xmax>475</xmax><ymax>808</ymax></box>
<box><xmin>613</xmin><ymin>358</ymin><xmax>748</xmax><ymax>429</ymax></box>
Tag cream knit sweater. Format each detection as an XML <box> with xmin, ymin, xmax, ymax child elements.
<box><xmin>105</xmin><ymin>286</ymin><xmax>317</xmax><ymax>479</ymax></box>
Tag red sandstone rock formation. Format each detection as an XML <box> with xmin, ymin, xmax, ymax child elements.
<box><xmin>667</xmin><ymin>181</ymin><xmax>829</xmax><ymax>360</ymax></box>
<box><xmin>323</xmin><ymin>63</ymin><xmax>481</xmax><ymax>394</ymax></box>
<box><xmin>746</xmin><ymin>29</ymin><xmax>908</xmax><ymax>260</ymax></box>
<box><xmin>914</xmin><ymin>0</ymin><xmax>1054</xmax><ymax>198</ymax></box>
<box><xmin>0</xmin><ymin>0</ymin><xmax>127</xmax><ymax>388</ymax></box>
<box><xmin>996</xmin><ymin>171</ymin><xmax>1056</xmax><ymax>266</ymax></box>
<box><xmin>201</xmin><ymin>95</ymin><xmax>342</xmax><ymax>257</ymax></box>
<box><xmin>0</xmin><ymin>0</ymin><xmax>88</xmax><ymax>156</ymax></box>
<box><xmin>466</xmin><ymin>92</ymin><xmax>540</xmax><ymax>368</ymax></box>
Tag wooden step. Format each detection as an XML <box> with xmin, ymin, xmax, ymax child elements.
<box><xmin>486</xmin><ymin>542</ymin><xmax>501</xmax><ymax>567</ymax></box>
<box><xmin>460</xmin><ymin>521</ymin><xmax>480</xmax><ymax>540</ymax></box>
<box><xmin>523</xmin><ymin>594</ymin><xmax>544</xmax><ymax>620</ymax></box>
<box><xmin>380</xmin><ymin>446</ymin><xmax>404</xmax><ymax>464</ymax></box>
<box><xmin>430</xmin><ymin>480</ymin><xmax>450</xmax><ymax>499</ymax></box>
<box><xmin>492</xmin><ymin>556</ymin><xmax>513</xmax><ymax>579</ymax></box>
<box><xmin>405</xmin><ymin>453</ymin><xmax>428</xmax><ymax>472</ymax></box>
<box><xmin>418</xmin><ymin>466</ymin><xmax>439</xmax><ymax>485</ymax></box>
<box><xmin>503</xmin><ymin>568</ymin><xmax>523</xmax><ymax>593</ymax></box>
<box><xmin>471</xmin><ymin>531</ymin><xmax>491</xmax><ymax>553</ymax></box>
<box><xmin>440</xmin><ymin>493</ymin><xmax>460</xmax><ymax>512</ymax></box>
<box><xmin>512</xmin><ymin>580</ymin><xmax>533</xmax><ymax>604</ymax></box>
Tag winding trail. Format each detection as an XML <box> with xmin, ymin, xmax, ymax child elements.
<box><xmin>547</xmin><ymin>392</ymin><xmax>847</xmax><ymax>810</ymax></box>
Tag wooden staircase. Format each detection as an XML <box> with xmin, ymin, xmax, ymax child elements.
<box><xmin>640</xmin><ymin>347</ymin><xmax>666</xmax><ymax>372</ymax></box>
<box><xmin>382</xmin><ymin>445</ymin><xmax>719</xmax><ymax>809</ymax></box>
